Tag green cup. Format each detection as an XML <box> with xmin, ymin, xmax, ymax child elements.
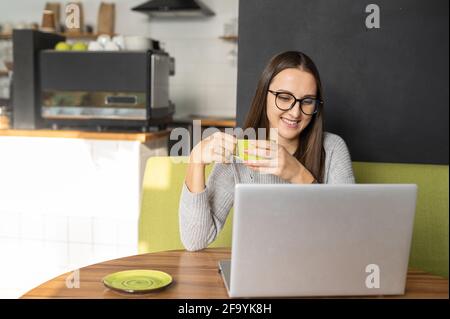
<box><xmin>236</xmin><ymin>139</ymin><xmax>263</xmax><ymax>161</ymax></box>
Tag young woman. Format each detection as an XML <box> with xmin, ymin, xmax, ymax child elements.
<box><xmin>179</xmin><ymin>51</ymin><xmax>355</xmax><ymax>251</ymax></box>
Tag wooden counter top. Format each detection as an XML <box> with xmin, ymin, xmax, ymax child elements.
<box><xmin>0</xmin><ymin>129</ymin><xmax>170</xmax><ymax>143</ymax></box>
<box><xmin>173</xmin><ymin>115</ymin><xmax>236</xmax><ymax>127</ymax></box>
<box><xmin>198</xmin><ymin>118</ymin><xmax>236</xmax><ymax>127</ymax></box>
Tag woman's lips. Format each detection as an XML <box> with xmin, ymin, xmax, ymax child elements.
<box><xmin>280</xmin><ymin>117</ymin><xmax>300</xmax><ymax>129</ymax></box>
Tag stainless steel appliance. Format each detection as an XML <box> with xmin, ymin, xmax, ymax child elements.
<box><xmin>39</xmin><ymin>50</ymin><xmax>175</xmax><ymax>131</ymax></box>
<box><xmin>12</xmin><ymin>30</ymin><xmax>175</xmax><ymax>131</ymax></box>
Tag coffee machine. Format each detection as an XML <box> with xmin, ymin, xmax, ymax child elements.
<box><xmin>12</xmin><ymin>30</ymin><xmax>175</xmax><ymax>132</ymax></box>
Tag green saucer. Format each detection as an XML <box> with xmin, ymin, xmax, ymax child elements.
<box><xmin>103</xmin><ymin>270</ymin><xmax>173</xmax><ymax>293</ymax></box>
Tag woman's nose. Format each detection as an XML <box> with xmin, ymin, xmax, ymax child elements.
<box><xmin>287</xmin><ymin>102</ymin><xmax>302</xmax><ymax>118</ymax></box>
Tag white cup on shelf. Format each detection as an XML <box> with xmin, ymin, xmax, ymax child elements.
<box><xmin>97</xmin><ymin>34</ymin><xmax>111</xmax><ymax>47</ymax></box>
<box><xmin>88</xmin><ymin>41</ymin><xmax>103</xmax><ymax>51</ymax></box>
<box><xmin>104</xmin><ymin>41</ymin><xmax>119</xmax><ymax>51</ymax></box>
<box><xmin>112</xmin><ymin>36</ymin><xmax>125</xmax><ymax>50</ymax></box>
<box><xmin>123</xmin><ymin>36</ymin><xmax>153</xmax><ymax>51</ymax></box>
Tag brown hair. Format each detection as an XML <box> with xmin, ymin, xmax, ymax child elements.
<box><xmin>243</xmin><ymin>51</ymin><xmax>325</xmax><ymax>182</ymax></box>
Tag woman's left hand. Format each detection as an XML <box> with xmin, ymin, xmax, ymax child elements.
<box><xmin>243</xmin><ymin>140</ymin><xmax>316</xmax><ymax>184</ymax></box>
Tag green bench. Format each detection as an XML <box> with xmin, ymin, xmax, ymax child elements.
<box><xmin>139</xmin><ymin>157</ymin><xmax>448</xmax><ymax>278</ymax></box>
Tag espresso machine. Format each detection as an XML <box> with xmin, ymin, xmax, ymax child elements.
<box><xmin>12</xmin><ymin>29</ymin><xmax>175</xmax><ymax>132</ymax></box>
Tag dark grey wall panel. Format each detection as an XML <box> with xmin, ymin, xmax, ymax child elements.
<box><xmin>237</xmin><ymin>0</ymin><xmax>449</xmax><ymax>164</ymax></box>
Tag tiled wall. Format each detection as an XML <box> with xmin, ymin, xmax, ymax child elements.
<box><xmin>0</xmin><ymin>213</ymin><xmax>137</xmax><ymax>298</ymax></box>
<box><xmin>0</xmin><ymin>136</ymin><xmax>167</xmax><ymax>298</ymax></box>
<box><xmin>0</xmin><ymin>0</ymin><xmax>239</xmax><ymax>118</ymax></box>
<box><xmin>145</xmin><ymin>0</ymin><xmax>239</xmax><ymax>118</ymax></box>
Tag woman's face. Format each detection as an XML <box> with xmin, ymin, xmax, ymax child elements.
<box><xmin>266</xmin><ymin>68</ymin><xmax>318</xmax><ymax>144</ymax></box>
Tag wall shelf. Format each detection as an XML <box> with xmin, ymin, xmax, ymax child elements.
<box><xmin>61</xmin><ymin>32</ymin><xmax>114</xmax><ymax>40</ymax></box>
<box><xmin>219</xmin><ymin>35</ymin><xmax>238</xmax><ymax>42</ymax></box>
<box><xmin>0</xmin><ymin>33</ymin><xmax>12</xmax><ymax>40</ymax></box>
<box><xmin>0</xmin><ymin>32</ymin><xmax>109</xmax><ymax>40</ymax></box>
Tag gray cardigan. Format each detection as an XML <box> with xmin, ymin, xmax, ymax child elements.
<box><xmin>178</xmin><ymin>132</ymin><xmax>355</xmax><ymax>251</ymax></box>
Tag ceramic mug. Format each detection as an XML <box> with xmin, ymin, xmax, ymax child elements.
<box><xmin>235</xmin><ymin>139</ymin><xmax>267</xmax><ymax>161</ymax></box>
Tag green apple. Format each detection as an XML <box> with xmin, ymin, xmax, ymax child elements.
<box><xmin>71</xmin><ymin>42</ymin><xmax>88</xmax><ymax>51</ymax></box>
<box><xmin>55</xmin><ymin>42</ymin><xmax>72</xmax><ymax>51</ymax></box>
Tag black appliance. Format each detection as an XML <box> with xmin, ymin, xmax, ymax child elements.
<box><xmin>12</xmin><ymin>29</ymin><xmax>175</xmax><ymax>132</ymax></box>
<box><xmin>132</xmin><ymin>0</ymin><xmax>215</xmax><ymax>18</ymax></box>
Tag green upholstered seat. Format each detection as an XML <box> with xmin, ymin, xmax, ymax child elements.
<box><xmin>138</xmin><ymin>157</ymin><xmax>233</xmax><ymax>254</ymax></box>
<box><xmin>139</xmin><ymin>157</ymin><xmax>448</xmax><ymax>277</ymax></box>
<box><xmin>352</xmin><ymin>162</ymin><xmax>448</xmax><ymax>278</ymax></box>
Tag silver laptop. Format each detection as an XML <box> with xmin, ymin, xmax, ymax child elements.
<box><xmin>219</xmin><ymin>184</ymin><xmax>417</xmax><ymax>297</ymax></box>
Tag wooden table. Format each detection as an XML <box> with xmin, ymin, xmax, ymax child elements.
<box><xmin>22</xmin><ymin>248</ymin><xmax>448</xmax><ymax>299</ymax></box>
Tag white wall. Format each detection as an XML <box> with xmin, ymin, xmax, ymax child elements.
<box><xmin>0</xmin><ymin>0</ymin><xmax>239</xmax><ymax>118</ymax></box>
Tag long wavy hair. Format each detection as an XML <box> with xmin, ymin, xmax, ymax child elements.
<box><xmin>243</xmin><ymin>51</ymin><xmax>325</xmax><ymax>182</ymax></box>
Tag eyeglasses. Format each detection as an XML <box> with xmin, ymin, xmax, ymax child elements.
<box><xmin>268</xmin><ymin>89</ymin><xmax>323</xmax><ymax>115</ymax></box>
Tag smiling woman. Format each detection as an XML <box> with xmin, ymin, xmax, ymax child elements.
<box><xmin>179</xmin><ymin>51</ymin><xmax>355</xmax><ymax>251</ymax></box>
<box><xmin>244</xmin><ymin>51</ymin><xmax>326</xmax><ymax>182</ymax></box>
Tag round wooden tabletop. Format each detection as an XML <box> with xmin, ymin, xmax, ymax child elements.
<box><xmin>22</xmin><ymin>248</ymin><xmax>230</xmax><ymax>299</ymax></box>
<box><xmin>21</xmin><ymin>248</ymin><xmax>448</xmax><ymax>299</ymax></box>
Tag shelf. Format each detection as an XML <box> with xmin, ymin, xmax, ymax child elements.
<box><xmin>219</xmin><ymin>35</ymin><xmax>238</xmax><ymax>42</ymax></box>
<box><xmin>0</xmin><ymin>33</ymin><xmax>12</xmax><ymax>40</ymax></box>
<box><xmin>0</xmin><ymin>32</ymin><xmax>110</xmax><ymax>40</ymax></box>
<box><xmin>0</xmin><ymin>70</ymin><xmax>9</xmax><ymax>77</ymax></box>
<box><xmin>61</xmin><ymin>32</ymin><xmax>113</xmax><ymax>40</ymax></box>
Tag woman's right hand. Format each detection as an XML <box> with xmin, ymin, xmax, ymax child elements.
<box><xmin>189</xmin><ymin>132</ymin><xmax>237</xmax><ymax>165</ymax></box>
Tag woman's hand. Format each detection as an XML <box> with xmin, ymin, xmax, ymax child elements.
<box><xmin>190</xmin><ymin>132</ymin><xmax>237</xmax><ymax>165</ymax></box>
<box><xmin>243</xmin><ymin>140</ymin><xmax>316</xmax><ymax>184</ymax></box>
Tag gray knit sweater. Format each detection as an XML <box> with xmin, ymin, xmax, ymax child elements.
<box><xmin>179</xmin><ymin>132</ymin><xmax>355</xmax><ymax>251</ymax></box>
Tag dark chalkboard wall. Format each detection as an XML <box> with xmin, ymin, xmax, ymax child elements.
<box><xmin>236</xmin><ymin>0</ymin><xmax>449</xmax><ymax>164</ymax></box>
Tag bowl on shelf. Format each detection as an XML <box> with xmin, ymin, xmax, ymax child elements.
<box><xmin>123</xmin><ymin>36</ymin><xmax>154</xmax><ymax>51</ymax></box>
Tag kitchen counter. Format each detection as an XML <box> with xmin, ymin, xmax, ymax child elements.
<box><xmin>172</xmin><ymin>115</ymin><xmax>236</xmax><ymax>127</ymax></box>
<box><xmin>0</xmin><ymin>128</ymin><xmax>169</xmax><ymax>298</ymax></box>
<box><xmin>0</xmin><ymin>129</ymin><xmax>170</xmax><ymax>143</ymax></box>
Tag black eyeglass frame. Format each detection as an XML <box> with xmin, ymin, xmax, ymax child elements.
<box><xmin>268</xmin><ymin>89</ymin><xmax>323</xmax><ymax>115</ymax></box>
